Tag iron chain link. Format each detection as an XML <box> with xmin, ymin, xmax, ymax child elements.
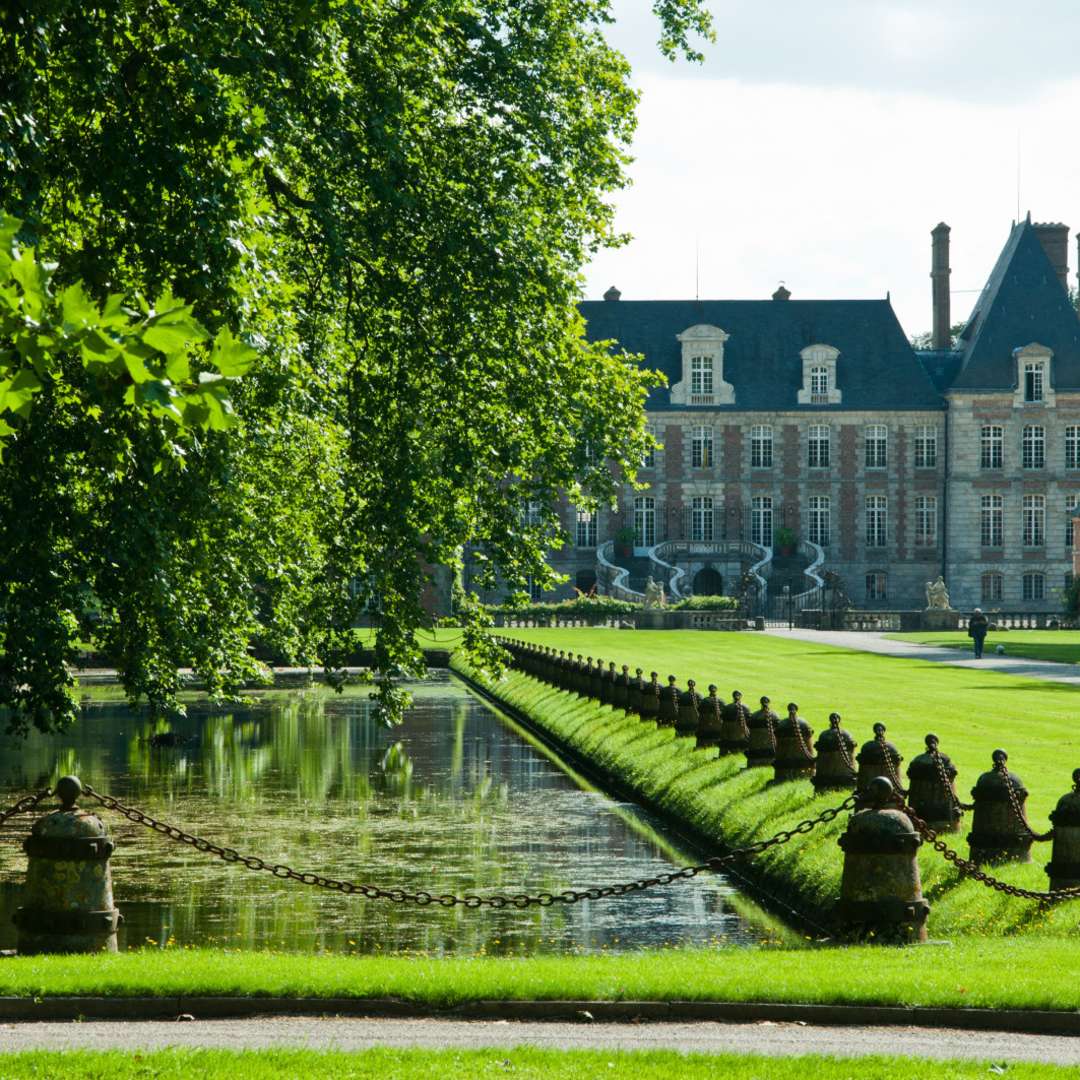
<box><xmin>0</xmin><ymin>790</ymin><xmax>51</xmax><ymax>831</ymax></box>
<box><xmin>903</xmin><ymin>803</ymin><xmax>1078</xmax><ymax>903</ymax></box>
<box><xmin>82</xmin><ymin>786</ymin><xmax>856</xmax><ymax>909</ymax></box>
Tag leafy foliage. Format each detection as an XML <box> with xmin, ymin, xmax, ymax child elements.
<box><xmin>670</xmin><ymin>595</ymin><xmax>738</xmax><ymax>611</ymax></box>
<box><xmin>487</xmin><ymin>595</ymin><xmax>639</xmax><ymax>618</ymax></box>
<box><xmin>0</xmin><ymin>0</ymin><xmax>713</xmax><ymax>733</ymax></box>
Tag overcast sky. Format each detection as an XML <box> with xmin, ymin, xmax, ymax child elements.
<box><xmin>584</xmin><ymin>1</ymin><xmax>1080</xmax><ymax>338</ymax></box>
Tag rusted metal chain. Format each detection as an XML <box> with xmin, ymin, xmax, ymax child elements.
<box><xmin>931</xmin><ymin>746</ymin><xmax>973</xmax><ymax>813</ymax></box>
<box><xmin>998</xmin><ymin>763</ymin><xmax>1053</xmax><ymax>842</ymax></box>
<box><xmin>903</xmin><ymin>803</ymin><xmax>1078</xmax><ymax>903</ymax></box>
<box><xmin>82</xmin><ymin>786</ymin><xmax>856</xmax><ymax>908</ymax></box>
<box><xmin>0</xmin><ymin>790</ymin><xmax>52</xmax><ymax>831</ymax></box>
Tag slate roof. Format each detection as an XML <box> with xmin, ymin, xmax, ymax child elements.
<box><xmin>951</xmin><ymin>219</ymin><xmax>1080</xmax><ymax>388</ymax></box>
<box><xmin>579</xmin><ymin>297</ymin><xmax>944</xmax><ymax>411</ymax></box>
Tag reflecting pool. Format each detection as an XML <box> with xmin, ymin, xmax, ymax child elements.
<box><xmin>0</xmin><ymin>675</ymin><xmax>769</xmax><ymax>954</ymax></box>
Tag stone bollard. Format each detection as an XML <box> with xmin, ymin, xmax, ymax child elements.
<box><xmin>628</xmin><ymin>668</ymin><xmax>646</xmax><ymax>715</ymax></box>
<box><xmin>1047</xmin><ymin>770</ymin><xmax>1080</xmax><ymax>890</ymax></box>
<box><xmin>657</xmin><ymin>675</ymin><xmax>680</xmax><ymax>728</ymax></box>
<box><xmin>745</xmin><ymin>696</ymin><xmax>778</xmax><ymax>769</ymax></box>
<box><xmin>589</xmin><ymin>658</ymin><xmax>605</xmax><ymax>701</ymax></box>
<box><xmin>674</xmin><ymin>679</ymin><xmax>701</xmax><ymax>737</ymax></box>
<box><xmin>906</xmin><ymin>734</ymin><xmax>963</xmax><ymax>832</ymax></box>
<box><xmin>640</xmin><ymin>671</ymin><xmax>661</xmax><ymax>722</ymax></box>
<box><xmin>573</xmin><ymin>654</ymin><xmax>588</xmax><ymax>695</ymax></box>
<box><xmin>835</xmin><ymin>776</ymin><xmax>929</xmax><ymax>943</ymax></box>
<box><xmin>968</xmin><ymin>750</ymin><xmax>1035</xmax><ymax>865</ymax></box>
<box><xmin>557</xmin><ymin>650</ymin><xmax>571</xmax><ymax>690</ymax></box>
<box><xmin>718</xmin><ymin>690</ymin><xmax>751</xmax><ymax>755</ymax></box>
<box><xmin>612</xmin><ymin>664</ymin><xmax>630</xmax><ymax>711</ymax></box>
<box><xmin>812</xmin><ymin>713</ymin><xmax>857</xmax><ymax>792</ymax></box>
<box><xmin>771</xmin><ymin>702</ymin><xmax>815</xmax><ymax>783</ymax></box>
<box><xmin>856</xmin><ymin>724</ymin><xmax>905</xmax><ymax>795</ymax></box>
<box><xmin>695</xmin><ymin>685</ymin><xmax>725</xmax><ymax>750</ymax></box>
<box><xmin>600</xmin><ymin>661</ymin><xmax>617</xmax><ymax>706</ymax></box>
<box><xmin>14</xmin><ymin>776</ymin><xmax>122</xmax><ymax>955</ymax></box>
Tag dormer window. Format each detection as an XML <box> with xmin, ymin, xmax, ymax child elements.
<box><xmin>670</xmin><ymin>325</ymin><xmax>735</xmax><ymax>406</ymax></box>
<box><xmin>691</xmin><ymin>356</ymin><xmax>714</xmax><ymax>397</ymax></box>
<box><xmin>797</xmin><ymin>345</ymin><xmax>842</xmax><ymax>405</ymax></box>
<box><xmin>1014</xmin><ymin>343</ymin><xmax>1055</xmax><ymax>407</ymax></box>
<box><xmin>1025</xmin><ymin>362</ymin><xmax>1044</xmax><ymax>402</ymax></box>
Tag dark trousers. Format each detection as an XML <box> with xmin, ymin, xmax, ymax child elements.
<box><xmin>972</xmin><ymin>633</ymin><xmax>986</xmax><ymax>658</ymax></box>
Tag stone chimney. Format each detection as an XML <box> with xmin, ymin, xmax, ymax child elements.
<box><xmin>603</xmin><ymin>285</ymin><xmax>621</xmax><ymax>302</ymax></box>
<box><xmin>1033</xmin><ymin>222</ymin><xmax>1069</xmax><ymax>291</ymax></box>
<box><xmin>931</xmin><ymin>222</ymin><xmax>951</xmax><ymax>350</ymax></box>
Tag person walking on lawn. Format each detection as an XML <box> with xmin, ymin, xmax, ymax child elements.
<box><xmin>968</xmin><ymin>608</ymin><xmax>989</xmax><ymax>659</ymax></box>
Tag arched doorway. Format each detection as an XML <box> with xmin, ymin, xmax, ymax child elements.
<box><xmin>694</xmin><ymin>567</ymin><xmax>723</xmax><ymax>596</ymax></box>
<box><xmin>575</xmin><ymin>569</ymin><xmax>598</xmax><ymax>596</ymax></box>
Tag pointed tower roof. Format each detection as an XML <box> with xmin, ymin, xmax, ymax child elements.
<box><xmin>952</xmin><ymin>219</ymin><xmax>1080</xmax><ymax>388</ymax></box>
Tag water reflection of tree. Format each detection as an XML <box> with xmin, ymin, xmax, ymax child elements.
<box><xmin>0</xmin><ymin>686</ymin><xmax>750</xmax><ymax>955</ymax></box>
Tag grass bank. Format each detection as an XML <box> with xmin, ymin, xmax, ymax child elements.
<box><xmin>2</xmin><ymin>942</ymin><xmax>1080</xmax><ymax>1009</ymax></box>
<box><xmin>455</xmin><ymin>634</ymin><xmax>1080</xmax><ymax>938</ymax></box>
<box><xmin>2</xmin><ymin>1050</ymin><xmax>1076</xmax><ymax>1080</ymax></box>
<box><xmin>886</xmin><ymin>630</ymin><xmax>1080</xmax><ymax>665</ymax></box>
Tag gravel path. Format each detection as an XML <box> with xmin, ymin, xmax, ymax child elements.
<box><xmin>2</xmin><ymin>1017</ymin><xmax>1079</xmax><ymax>1063</ymax></box>
<box><xmin>764</xmin><ymin>628</ymin><xmax>1080</xmax><ymax>685</ymax></box>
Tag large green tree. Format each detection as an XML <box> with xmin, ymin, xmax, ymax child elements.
<box><xmin>0</xmin><ymin>0</ymin><xmax>713</xmax><ymax>733</ymax></box>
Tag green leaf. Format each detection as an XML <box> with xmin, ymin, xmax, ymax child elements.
<box><xmin>59</xmin><ymin>282</ymin><xmax>100</xmax><ymax>332</ymax></box>
<box><xmin>121</xmin><ymin>349</ymin><xmax>154</xmax><ymax>384</ymax></box>
<box><xmin>9</xmin><ymin>245</ymin><xmax>49</xmax><ymax>316</ymax></box>
<box><xmin>210</xmin><ymin>327</ymin><xmax>257</xmax><ymax>377</ymax></box>
<box><xmin>142</xmin><ymin>315</ymin><xmax>209</xmax><ymax>354</ymax></box>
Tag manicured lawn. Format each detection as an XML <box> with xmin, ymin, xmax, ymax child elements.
<box><xmin>460</xmin><ymin>630</ymin><xmax>1080</xmax><ymax>939</ymax></box>
<box><xmin>3</xmin><ymin>940</ymin><xmax>1080</xmax><ymax>1010</ymax></box>
<box><xmin>887</xmin><ymin>630</ymin><xmax>1080</xmax><ymax>665</ymax></box>
<box><xmin>1</xmin><ymin>1050</ymin><xmax>1077</xmax><ymax>1080</ymax></box>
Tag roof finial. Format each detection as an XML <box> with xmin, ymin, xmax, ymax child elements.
<box><xmin>603</xmin><ymin>285</ymin><xmax>621</xmax><ymax>302</ymax></box>
<box><xmin>772</xmin><ymin>282</ymin><xmax>791</xmax><ymax>301</ymax></box>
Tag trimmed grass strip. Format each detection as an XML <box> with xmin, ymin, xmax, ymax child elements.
<box><xmin>3</xmin><ymin>942</ymin><xmax>1080</xmax><ymax>1010</ymax></box>
<box><xmin>0</xmin><ymin>1049</ymin><xmax>1078</xmax><ymax>1079</ymax></box>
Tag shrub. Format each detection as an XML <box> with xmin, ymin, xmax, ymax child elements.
<box><xmin>671</xmin><ymin>595</ymin><xmax>739</xmax><ymax>611</ymax></box>
<box><xmin>487</xmin><ymin>595</ymin><xmax>639</xmax><ymax>617</ymax></box>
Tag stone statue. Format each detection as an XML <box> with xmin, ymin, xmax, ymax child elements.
<box><xmin>643</xmin><ymin>576</ymin><xmax>666</xmax><ymax>608</ymax></box>
<box><xmin>925</xmin><ymin>576</ymin><xmax>951</xmax><ymax>610</ymax></box>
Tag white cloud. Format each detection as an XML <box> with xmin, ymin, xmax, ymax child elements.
<box><xmin>585</xmin><ymin>72</ymin><xmax>1080</xmax><ymax>338</ymax></box>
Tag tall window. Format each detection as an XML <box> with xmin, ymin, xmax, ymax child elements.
<box><xmin>1023</xmin><ymin>494</ymin><xmax>1045</xmax><ymax>547</ymax></box>
<box><xmin>1067</xmin><ymin>495</ymin><xmax>1079</xmax><ymax>549</ymax></box>
<box><xmin>1022</xmin><ymin>425</ymin><xmax>1045</xmax><ymax>469</ymax></box>
<box><xmin>981</xmin><ymin>425</ymin><xmax>1003</xmax><ymax>469</ymax></box>
<box><xmin>865</xmin><ymin>573</ymin><xmax>887</xmax><ymax>601</ymax></box>
<box><xmin>981</xmin><ymin>572</ymin><xmax>1003</xmax><ymax>603</ymax></box>
<box><xmin>1022</xmin><ymin>572</ymin><xmax>1045</xmax><ymax>601</ymax></box>
<box><xmin>633</xmin><ymin>495</ymin><xmax>656</xmax><ymax>548</ymax></box>
<box><xmin>1067</xmin><ymin>427</ymin><xmax>1080</xmax><ymax>470</ymax></box>
<box><xmin>915</xmin><ymin>495</ymin><xmax>937</xmax><ymax>547</ymax></box>
<box><xmin>642</xmin><ymin>427</ymin><xmax>656</xmax><ymax>469</ymax></box>
<box><xmin>690</xmin><ymin>356</ymin><xmax>714</xmax><ymax>397</ymax></box>
<box><xmin>526</xmin><ymin>575</ymin><xmax>543</xmax><ymax>601</ymax></box>
<box><xmin>751</xmin><ymin>496</ymin><xmax>773</xmax><ymax>547</ymax></box>
<box><xmin>691</xmin><ymin>425</ymin><xmax>714</xmax><ymax>468</ymax></box>
<box><xmin>525</xmin><ymin>500</ymin><xmax>542</xmax><ymax>526</ymax></box>
<box><xmin>575</xmin><ymin>509</ymin><xmax>597</xmax><ymax>548</ymax></box>
<box><xmin>980</xmin><ymin>494</ymin><xmax>1003</xmax><ymax>548</ymax></box>
<box><xmin>865</xmin><ymin>424</ymin><xmax>888</xmax><ymax>469</ymax></box>
<box><xmin>914</xmin><ymin>424</ymin><xmax>937</xmax><ymax>469</ymax></box>
<box><xmin>808</xmin><ymin>425</ymin><xmax>830</xmax><ymax>469</ymax></box>
<box><xmin>807</xmin><ymin>495</ymin><xmax>830</xmax><ymax>547</ymax></box>
<box><xmin>865</xmin><ymin>495</ymin><xmax>887</xmax><ymax>548</ymax></box>
<box><xmin>750</xmin><ymin>425</ymin><xmax>773</xmax><ymax>468</ymax></box>
<box><xmin>691</xmin><ymin>496</ymin><xmax>714</xmax><ymax>543</ymax></box>
<box><xmin>1024</xmin><ymin>362</ymin><xmax>1045</xmax><ymax>403</ymax></box>
<box><xmin>810</xmin><ymin>366</ymin><xmax>829</xmax><ymax>399</ymax></box>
